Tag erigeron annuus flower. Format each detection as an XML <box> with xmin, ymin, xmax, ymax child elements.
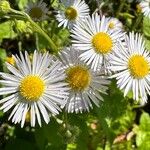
<box><xmin>71</xmin><ymin>13</ymin><xmax>124</xmax><ymax>71</ymax></box>
<box><xmin>26</xmin><ymin>0</ymin><xmax>48</xmax><ymax>21</ymax></box>
<box><xmin>0</xmin><ymin>51</ymin><xmax>69</xmax><ymax>127</ymax></box>
<box><xmin>59</xmin><ymin>47</ymin><xmax>110</xmax><ymax>113</ymax></box>
<box><xmin>108</xmin><ymin>17</ymin><xmax>123</xmax><ymax>32</ymax></box>
<box><xmin>139</xmin><ymin>0</ymin><xmax>150</xmax><ymax>18</ymax></box>
<box><xmin>56</xmin><ymin>0</ymin><xmax>89</xmax><ymax>29</ymax></box>
<box><xmin>108</xmin><ymin>32</ymin><xmax>150</xmax><ymax>103</ymax></box>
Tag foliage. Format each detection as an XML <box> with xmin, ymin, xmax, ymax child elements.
<box><xmin>0</xmin><ymin>0</ymin><xmax>150</xmax><ymax>150</ymax></box>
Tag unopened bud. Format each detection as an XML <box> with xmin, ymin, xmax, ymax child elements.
<box><xmin>0</xmin><ymin>0</ymin><xmax>11</xmax><ymax>13</ymax></box>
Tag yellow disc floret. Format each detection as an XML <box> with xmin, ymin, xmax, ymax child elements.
<box><xmin>20</xmin><ymin>75</ymin><xmax>45</xmax><ymax>101</ymax></box>
<box><xmin>92</xmin><ymin>32</ymin><xmax>113</xmax><ymax>54</ymax></box>
<box><xmin>128</xmin><ymin>55</ymin><xmax>149</xmax><ymax>78</ymax></box>
<box><xmin>66</xmin><ymin>66</ymin><xmax>91</xmax><ymax>91</ymax></box>
<box><xmin>108</xmin><ymin>22</ymin><xmax>115</xmax><ymax>29</ymax></box>
<box><xmin>65</xmin><ymin>7</ymin><xmax>77</xmax><ymax>20</ymax></box>
<box><xmin>29</xmin><ymin>7</ymin><xmax>43</xmax><ymax>19</ymax></box>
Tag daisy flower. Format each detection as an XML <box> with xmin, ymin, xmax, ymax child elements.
<box><xmin>139</xmin><ymin>0</ymin><xmax>150</xmax><ymax>18</ymax></box>
<box><xmin>108</xmin><ymin>32</ymin><xmax>150</xmax><ymax>103</ymax></box>
<box><xmin>56</xmin><ymin>0</ymin><xmax>90</xmax><ymax>29</ymax></box>
<box><xmin>71</xmin><ymin>13</ymin><xmax>124</xmax><ymax>71</ymax></box>
<box><xmin>26</xmin><ymin>0</ymin><xmax>48</xmax><ymax>21</ymax></box>
<box><xmin>107</xmin><ymin>17</ymin><xmax>123</xmax><ymax>32</ymax></box>
<box><xmin>0</xmin><ymin>51</ymin><xmax>68</xmax><ymax>127</ymax></box>
<box><xmin>58</xmin><ymin>47</ymin><xmax>110</xmax><ymax>113</ymax></box>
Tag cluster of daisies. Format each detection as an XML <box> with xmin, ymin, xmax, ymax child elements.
<box><xmin>0</xmin><ymin>0</ymin><xmax>150</xmax><ymax>128</ymax></box>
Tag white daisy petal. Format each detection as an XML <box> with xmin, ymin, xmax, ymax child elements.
<box><xmin>139</xmin><ymin>0</ymin><xmax>150</xmax><ymax>18</ymax></box>
<box><xmin>37</xmin><ymin>101</ymin><xmax>50</xmax><ymax>124</ymax></box>
<box><xmin>109</xmin><ymin>32</ymin><xmax>150</xmax><ymax>102</ymax></box>
<box><xmin>34</xmin><ymin>102</ymin><xmax>42</xmax><ymax>127</ymax></box>
<box><xmin>55</xmin><ymin>0</ymin><xmax>89</xmax><ymax>29</ymax></box>
<box><xmin>0</xmin><ymin>51</ymin><xmax>69</xmax><ymax>127</ymax></box>
<box><xmin>21</xmin><ymin>104</ymin><xmax>29</xmax><ymax>128</ymax></box>
<box><xmin>30</xmin><ymin>104</ymin><xmax>36</xmax><ymax>127</ymax></box>
<box><xmin>71</xmin><ymin>13</ymin><xmax>125</xmax><ymax>71</ymax></box>
<box><xmin>0</xmin><ymin>87</ymin><xmax>17</xmax><ymax>95</ymax></box>
<box><xmin>59</xmin><ymin>47</ymin><xmax>110</xmax><ymax>113</ymax></box>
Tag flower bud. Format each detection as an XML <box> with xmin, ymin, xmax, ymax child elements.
<box><xmin>0</xmin><ymin>0</ymin><xmax>11</xmax><ymax>13</ymax></box>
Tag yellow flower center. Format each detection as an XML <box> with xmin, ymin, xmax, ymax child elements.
<box><xmin>65</xmin><ymin>7</ymin><xmax>77</xmax><ymax>20</ymax></box>
<box><xmin>128</xmin><ymin>55</ymin><xmax>149</xmax><ymax>78</ymax></box>
<box><xmin>92</xmin><ymin>32</ymin><xmax>113</xmax><ymax>54</ymax></box>
<box><xmin>66</xmin><ymin>66</ymin><xmax>91</xmax><ymax>91</ymax></box>
<box><xmin>29</xmin><ymin>7</ymin><xmax>43</xmax><ymax>19</ymax></box>
<box><xmin>20</xmin><ymin>75</ymin><xmax>45</xmax><ymax>101</ymax></box>
<box><xmin>108</xmin><ymin>22</ymin><xmax>115</xmax><ymax>29</ymax></box>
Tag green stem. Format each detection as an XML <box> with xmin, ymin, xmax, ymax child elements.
<box><xmin>35</xmin><ymin>33</ymin><xmax>39</xmax><ymax>51</ymax></box>
<box><xmin>28</xmin><ymin>17</ymin><xmax>57</xmax><ymax>52</ymax></box>
<box><xmin>132</xmin><ymin>14</ymin><xmax>143</xmax><ymax>30</ymax></box>
<box><xmin>9</xmin><ymin>9</ymin><xmax>57</xmax><ymax>52</ymax></box>
<box><xmin>116</xmin><ymin>0</ymin><xmax>125</xmax><ymax>18</ymax></box>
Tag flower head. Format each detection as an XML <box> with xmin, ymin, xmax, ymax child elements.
<box><xmin>139</xmin><ymin>0</ymin><xmax>150</xmax><ymax>18</ymax></box>
<box><xmin>26</xmin><ymin>0</ymin><xmax>49</xmax><ymax>21</ymax></box>
<box><xmin>0</xmin><ymin>51</ymin><xmax>68</xmax><ymax>127</ymax></box>
<box><xmin>108</xmin><ymin>32</ymin><xmax>150</xmax><ymax>103</ymax></box>
<box><xmin>59</xmin><ymin>47</ymin><xmax>110</xmax><ymax>113</ymax></box>
<box><xmin>108</xmin><ymin>17</ymin><xmax>123</xmax><ymax>32</ymax></box>
<box><xmin>71</xmin><ymin>13</ymin><xmax>124</xmax><ymax>71</ymax></box>
<box><xmin>56</xmin><ymin>0</ymin><xmax>89</xmax><ymax>29</ymax></box>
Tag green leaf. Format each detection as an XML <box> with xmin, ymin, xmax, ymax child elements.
<box><xmin>0</xmin><ymin>21</ymin><xmax>16</xmax><ymax>42</ymax></box>
<box><xmin>5</xmin><ymin>139</ymin><xmax>37</xmax><ymax>150</ymax></box>
<box><xmin>0</xmin><ymin>110</ymin><xmax>3</xmax><ymax>117</ymax></box>
<box><xmin>16</xmin><ymin>0</ymin><xmax>29</xmax><ymax>10</ymax></box>
<box><xmin>34</xmin><ymin>119</ymin><xmax>66</xmax><ymax>150</ymax></box>
<box><xmin>0</xmin><ymin>48</ymin><xmax>7</xmax><ymax>72</ymax></box>
<box><xmin>145</xmin><ymin>38</ymin><xmax>150</xmax><ymax>50</ymax></box>
<box><xmin>139</xmin><ymin>112</ymin><xmax>150</xmax><ymax>131</ymax></box>
<box><xmin>0</xmin><ymin>48</ymin><xmax>7</xmax><ymax>62</ymax></box>
<box><xmin>67</xmin><ymin>144</ymin><xmax>76</xmax><ymax>150</ymax></box>
<box><xmin>143</xmin><ymin>17</ymin><xmax>150</xmax><ymax>38</ymax></box>
<box><xmin>51</xmin><ymin>0</ymin><xmax>59</xmax><ymax>8</ymax></box>
<box><xmin>94</xmin><ymin>80</ymin><xmax>135</xmax><ymax>143</ymax></box>
<box><xmin>67</xmin><ymin>114</ymin><xmax>89</xmax><ymax>150</ymax></box>
<box><xmin>136</xmin><ymin>131</ymin><xmax>150</xmax><ymax>150</ymax></box>
<box><xmin>135</xmin><ymin>112</ymin><xmax>150</xmax><ymax>150</ymax></box>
